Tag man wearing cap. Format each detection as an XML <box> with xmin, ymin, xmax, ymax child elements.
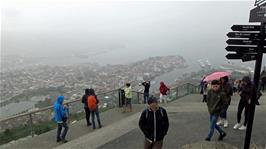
<box><xmin>139</xmin><ymin>96</ymin><xmax>169</xmax><ymax>149</ymax></box>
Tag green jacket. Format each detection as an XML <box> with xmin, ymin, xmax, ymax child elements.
<box><xmin>125</xmin><ymin>86</ymin><xmax>132</xmax><ymax>99</ymax></box>
<box><xmin>206</xmin><ymin>89</ymin><xmax>226</xmax><ymax>115</ymax></box>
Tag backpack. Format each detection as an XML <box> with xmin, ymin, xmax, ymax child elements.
<box><xmin>87</xmin><ymin>95</ymin><xmax>97</xmax><ymax>111</ymax></box>
<box><xmin>145</xmin><ymin>107</ymin><xmax>164</xmax><ymax>119</ymax></box>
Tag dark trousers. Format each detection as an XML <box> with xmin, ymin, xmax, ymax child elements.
<box><xmin>144</xmin><ymin>139</ymin><xmax>163</xmax><ymax>149</ymax></box>
<box><xmin>237</xmin><ymin>100</ymin><xmax>249</xmax><ymax>126</ymax></box>
<box><xmin>57</xmin><ymin>122</ymin><xmax>68</xmax><ymax>140</ymax></box>
<box><xmin>202</xmin><ymin>95</ymin><xmax>207</xmax><ymax>102</ymax></box>
<box><xmin>144</xmin><ymin>92</ymin><xmax>149</xmax><ymax>104</ymax></box>
<box><xmin>91</xmin><ymin>106</ymin><xmax>102</xmax><ymax>129</ymax></box>
<box><xmin>84</xmin><ymin>107</ymin><xmax>91</xmax><ymax>125</ymax></box>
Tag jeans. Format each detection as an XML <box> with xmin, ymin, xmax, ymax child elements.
<box><xmin>144</xmin><ymin>92</ymin><xmax>149</xmax><ymax>104</ymax></box>
<box><xmin>84</xmin><ymin>107</ymin><xmax>91</xmax><ymax>125</ymax></box>
<box><xmin>91</xmin><ymin>106</ymin><xmax>102</xmax><ymax>129</ymax></box>
<box><xmin>220</xmin><ymin>105</ymin><xmax>229</xmax><ymax>119</ymax></box>
<box><xmin>57</xmin><ymin>122</ymin><xmax>68</xmax><ymax>140</ymax></box>
<box><xmin>207</xmin><ymin>114</ymin><xmax>224</xmax><ymax>139</ymax></box>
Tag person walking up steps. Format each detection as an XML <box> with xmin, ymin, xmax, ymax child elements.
<box><xmin>205</xmin><ymin>80</ymin><xmax>227</xmax><ymax>141</ymax></box>
<box><xmin>139</xmin><ymin>96</ymin><xmax>169</xmax><ymax>149</ymax></box>
<box><xmin>216</xmin><ymin>76</ymin><xmax>233</xmax><ymax>128</ymax></box>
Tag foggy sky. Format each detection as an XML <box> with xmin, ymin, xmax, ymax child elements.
<box><xmin>2</xmin><ymin>0</ymin><xmax>262</xmax><ymax>66</ymax></box>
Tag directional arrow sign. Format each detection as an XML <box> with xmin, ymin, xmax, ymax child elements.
<box><xmin>226</xmin><ymin>53</ymin><xmax>243</xmax><ymax>59</ymax></box>
<box><xmin>231</xmin><ymin>25</ymin><xmax>260</xmax><ymax>31</ymax></box>
<box><xmin>226</xmin><ymin>39</ymin><xmax>266</xmax><ymax>45</ymax></box>
<box><xmin>227</xmin><ymin>32</ymin><xmax>261</xmax><ymax>39</ymax></box>
<box><xmin>242</xmin><ymin>54</ymin><xmax>257</xmax><ymax>62</ymax></box>
<box><xmin>225</xmin><ymin>46</ymin><xmax>259</xmax><ymax>53</ymax></box>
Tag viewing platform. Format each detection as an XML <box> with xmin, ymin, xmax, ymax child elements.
<box><xmin>1</xmin><ymin>93</ymin><xmax>265</xmax><ymax>149</ymax></box>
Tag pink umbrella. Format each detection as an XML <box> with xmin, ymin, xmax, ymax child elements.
<box><xmin>203</xmin><ymin>71</ymin><xmax>231</xmax><ymax>82</ymax></box>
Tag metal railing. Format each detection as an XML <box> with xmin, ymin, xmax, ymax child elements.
<box><xmin>0</xmin><ymin>83</ymin><xmax>199</xmax><ymax>144</ymax></box>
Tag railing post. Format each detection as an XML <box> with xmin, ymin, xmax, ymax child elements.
<box><xmin>187</xmin><ymin>84</ymin><xmax>189</xmax><ymax>95</ymax></box>
<box><xmin>29</xmin><ymin>113</ymin><xmax>34</xmax><ymax>137</ymax></box>
<box><xmin>137</xmin><ymin>92</ymin><xmax>140</xmax><ymax>104</ymax></box>
<box><xmin>176</xmin><ymin>87</ymin><xmax>178</xmax><ymax>99</ymax></box>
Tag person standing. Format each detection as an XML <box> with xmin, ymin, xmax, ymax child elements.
<box><xmin>82</xmin><ymin>88</ymin><xmax>91</xmax><ymax>126</ymax></box>
<box><xmin>88</xmin><ymin>88</ymin><xmax>102</xmax><ymax>129</ymax></box>
<box><xmin>233</xmin><ymin>76</ymin><xmax>253</xmax><ymax>130</ymax></box>
<box><xmin>202</xmin><ymin>82</ymin><xmax>208</xmax><ymax>102</ymax></box>
<box><xmin>159</xmin><ymin>81</ymin><xmax>170</xmax><ymax>103</ymax></box>
<box><xmin>216</xmin><ymin>76</ymin><xmax>233</xmax><ymax>128</ymax></box>
<box><xmin>124</xmin><ymin>83</ymin><xmax>133</xmax><ymax>112</ymax></box>
<box><xmin>141</xmin><ymin>81</ymin><xmax>151</xmax><ymax>104</ymax></box>
<box><xmin>54</xmin><ymin>96</ymin><xmax>69</xmax><ymax>143</ymax></box>
<box><xmin>205</xmin><ymin>80</ymin><xmax>227</xmax><ymax>141</ymax></box>
<box><xmin>139</xmin><ymin>96</ymin><xmax>169</xmax><ymax>149</ymax></box>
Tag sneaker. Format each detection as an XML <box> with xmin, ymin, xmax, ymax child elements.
<box><xmin>56</xmin><ymin>138</ymin><xmax>62</xmax><ymax>142</ymax></box>
<box><xmin>238</xmin><ymin>125</ymin><xmax>247</xmax><ymax>130</ymax></box>
<box><xmin>62</xmin><ymin>139</ymin><xmax>68</xmax><ymax>143</ymax></box>
<box><xmin>223</xmin><ymin>120</ymin><xmax>228</xmax><ymax>128</ymax></box>
<box><xmin>233</xmin><ymin>123</ymin><xmax>241</xmax><ymax>129</ymax></box>
<box><xmin>218</xmin><ymin>132</ymin><xmax>226</xmax><ymax>141</ymax></box>
<box><xmin>205</xmin><ymin>137</ymin><xmax>211</xmax><ymax>141</ymax></box>
<box><xmin>216</xmin><ymin>119</ymin><xmax>224</xmax><ymax>126</ymax></box>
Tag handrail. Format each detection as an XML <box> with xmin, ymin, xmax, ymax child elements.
<box><xmin>0</xmin><ymin>83</ymin><xmax>198</xmax><ymax>123</ymax></box>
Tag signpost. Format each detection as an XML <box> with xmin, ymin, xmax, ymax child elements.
<box><xmin>249</xmin><ymin>2</ymin><xmax>266</xmax><ymax>22</ymax></box>
<box><xmin>226</xmin><ymin>16</ymin><xmax>265</xmax><ymax>149</ymax></box>
<box><xmin>226</xmin><ymin>1</ymin><xmax>265</xmax><ymax>149</ymax></box>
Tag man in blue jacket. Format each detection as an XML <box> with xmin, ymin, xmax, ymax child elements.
<box><xmin>54</xmin><ymin>96</ymin><xmax>69</xmax><ymax>143</ymax></box>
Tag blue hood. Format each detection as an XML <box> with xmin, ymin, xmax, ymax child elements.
<box><xmin>57</xmin><ymin>96</ymin><xmax>64</xmax><ymax>104</ymax></box>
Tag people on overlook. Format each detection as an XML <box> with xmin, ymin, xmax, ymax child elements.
<box><xmin>139</xmin><ymin>96</ymin><xmax>169</xmax><ymax>149</ymax></box>
<box><xmin>205</xmin><ymin>80</ymin><xmax>227</xmax><ymax>141</ymax></box>
<box><xmin>159</xmin><ymin>81</ymin><xmax>170</xmax><ymax>103</ymax></box>
<box><xmin>53</xmin><ymin>95</ymin><xmax>69</xmax><ymax>143</ymax></box>
<box><xmin>124</xmin><ymin>83</ymin><xmax>133</xmax><ymax>112</ymax></box>
<box><xmin>82</xmin><ymin>88</ymin><xmax>91</xmax><ymax>126</ymax></box>
<box><xmin>87</xmin><ymin>88</ymin><xmax>102</xmax><ymax>129</ymax></box>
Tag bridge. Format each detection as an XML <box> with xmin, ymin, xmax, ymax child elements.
<box><xmin>1</xmin><ymin>87</ymin><xmax>265</xmax><ymax>149</ymax></box>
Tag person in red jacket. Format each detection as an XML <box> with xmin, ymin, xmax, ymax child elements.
<box><xmin>159</xmin><ymin>81</ymin><xmax>170</xmax><ymax>103</ymax></box>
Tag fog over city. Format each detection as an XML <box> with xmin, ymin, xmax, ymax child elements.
<box><xmin>2</xmin><ymin>0</ymin><xmax>262</xmax><ymax>68</ymax></box>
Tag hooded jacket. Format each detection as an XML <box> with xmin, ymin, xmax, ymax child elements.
<box><xmin>207</xmin><ymin>89</ymin><xmax>227</xmax><ymax>115</ymax></box>
<box><xmin>160</xmin><ymin>82</ymin><xmax>169</xmax><ymax>95</ymax></box>
<box><xmin>124</xmin><ymin>86</ymin><xmax>132</xmax><ymax>99</ymax></box>
<box><xmin>139</xmin><ymin>107</ymin><xmax>169</xmax><ymax>142</ymax></box>
<box><xmin>54</xmin><ymin>96</ymin><xmax>67</xmax><ymax>123</ymax></box>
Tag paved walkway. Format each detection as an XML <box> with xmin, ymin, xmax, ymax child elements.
<box><xmin>1</xmin><ymin>94</ymin><xmax>266</xmax><ymax>149</ymax></box>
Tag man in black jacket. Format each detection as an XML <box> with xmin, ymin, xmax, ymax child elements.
<box><xmin>139</xmin><ymin>96</ymin><xmax>169</xmax><ymax>149</ymax></box>
<box><xmin>82</xmin><ymin>88</ymin><xmax>91</xmax><ymax>126</ymax></box>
